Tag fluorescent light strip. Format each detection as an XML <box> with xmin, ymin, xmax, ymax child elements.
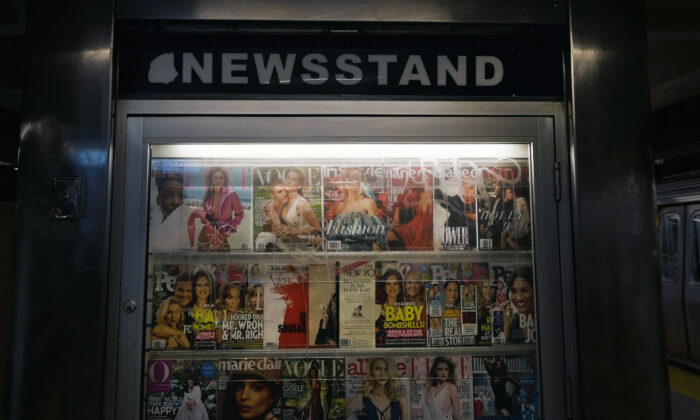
<box><xmin>152</xmin><ymin>143</ymin><xmax>529</xmax><ymax>159</ymax></box>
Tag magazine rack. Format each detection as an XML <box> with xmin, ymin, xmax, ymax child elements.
<box><xmin>111</xmin><ymin>101</ymin><xmax>566</xmax><ymax>419</ymax></box>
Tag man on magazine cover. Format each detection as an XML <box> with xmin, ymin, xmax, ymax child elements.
<box><xmin>151</xmin><ymin>173</ymin><xmax>185</xmax><ymax>251</ymax></box>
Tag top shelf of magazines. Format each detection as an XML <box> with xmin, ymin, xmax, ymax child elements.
<box><xmin>149</xmin><ymin>156</ymin><xmax>533</xmax><ymax>255</ymax></box>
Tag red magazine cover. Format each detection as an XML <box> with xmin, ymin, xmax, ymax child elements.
<box><xmin>384</xmin><ymin>163</ymin><xmax>434</xmax><ymax>251</ymax></box>
<box><xmin>263</xmin><ymin>264</ymin><xmax>309</xmax><ymax>348</ymax></box>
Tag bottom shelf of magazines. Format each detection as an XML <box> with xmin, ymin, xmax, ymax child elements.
<box><xmin>144</xmin><ymin>348</ymin><xmax>539</xmax><ymax>420</ymax></box>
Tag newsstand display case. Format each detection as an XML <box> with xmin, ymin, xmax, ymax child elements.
<box><xmin>112</xmin><ymin>104</ymin><xmax>565</xmax><ymax>420</ymax></box>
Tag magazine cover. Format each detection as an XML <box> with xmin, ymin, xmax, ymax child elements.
<box><xmin>182</xmin><ymin>164</ymin><xmax>253</xmax><ymax>252</ymax></box>
<box><xmin>281</xmin><ymin>358</ymin><xmax>346</xmax><ymax>420</ymax></box>
<box><xmin>212</xmin><ymin>264</ymin><xmax>264</xmax><ymax>350</ymax></box>
<box><xmin>490</xmin><ymin>264</ymin><xmax>536</xmax><ymax>345</ymax></box>
<box><xmin>434</xmin><ymin>161</ymin><xmax>478</xmax><ymax>251</ymax></box>
<box><xmin>475</xmin><ymin>266</ymin><xmax>493</xmax><ymax>346</ymax></box>
<box><xmin>375</xmin><ymin>261</ymin><xmax>427</xmax><ymax>348</ymax></box>
<box><xmin>308</xmin><ymin>264</ymin><xmax>339</xmax><ymax>348</ymax></box>
<box><xmin>472</xmin><ymin>356</ymin><xmax>538</xmax><ymax>419</ymax></box>
<box><xmin>150</xmin><ymin>263</ymin><xmax>191</xmax><ymax>351</ymax></box>
<box><xmin>410</xmin><ymin>356</ymin><xmax>473</xmax><ymax>420</ymax></box>
<box><xmin>263</xmin><ymin>264</ymin><xmax>309</xmax><ymax>348</ymax></box>
<box><xmin>345</xmin><ymin>356</ymin><xmax>409</xmax><ymax>420</ymax></box>
<box><xmin>189</xmin><ymin>267</ymin><xmax>219</xmax><ymax>350</ymax></box>
<box><xmin>422</xmin><ymin>263</ymin><xmax>464</xmax><ymax>347</ymax></box>
<box><xmin>338</xmin><ymin>261</ymin><xmax>376</xmax><ymax>349</ymax></box>
<box><xmin>146</xmin><ymin>359</ymin><xmax>218</xmax><ymax>420</ymax></box>
<box><xmin>476</xmin><ymin>158</ymin><xmax>531</xmax><ymax>251</ymax></box>
<box><xmin>217</xmin><ymin>358</ymin><xmax>282</xmax><ymax>420</ymax></box>
<box><xmin>459</xmin><ymin>263</ymin><xmax>490</xmax><ymax>347</ymax></box>
<box><xmin>253</xmin><ymin>166</ymin><xmax>323</xmax><ymax>252</ymax></box>
<box><xmin>384</xmin><ymin>164</ymin><xmax>434</xmax><ymax>251</ymax></box>
<box><xmin>323</xmin><ymin>166</ymin><xmax>387</xmax><ymax>251</ymax></box>
<box><xmin>149</xmin><ymin>159</ymin><xmax>186</xmax><ymax>252</ymax></box>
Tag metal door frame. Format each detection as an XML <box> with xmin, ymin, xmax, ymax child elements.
<box><xmin>105</xmin><ymin>100</ymin><xmax>573</xmax><ymax>419</ymax></box>
<box><xmin>658</xmin><ymin>206</ymin><xmax>688</xmax><ymax>360</ymax></box>
<box><xmin>684</xmin><ymin>204</ymin><xmax>700</xmax><ymax>364</ymax></box>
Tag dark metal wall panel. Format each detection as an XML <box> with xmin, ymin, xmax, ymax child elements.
<box><xmin>569</xmin><ymin>0</ymin><xmax>670</xmax><ymax>418</ymax></box>
<box><xmin>7</xmin><ymin>0</ymin><xmax>114</xmax><ymax>419</ymax></box>
<box><xmin>116</xmin><ymin>0</ymin><xmax>567</xmax><ymax>24</ymax></box>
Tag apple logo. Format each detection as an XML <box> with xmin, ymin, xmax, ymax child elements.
<box><xmin>147</xmin><ymin>53</ymin><xmax>178</xmax><ymax>84</ymax></box>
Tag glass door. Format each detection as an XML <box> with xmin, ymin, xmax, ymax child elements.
<box><xmin>144</xmin><ymin>142</ymin><xmax>538</xmax><ymax>420</ymax></box>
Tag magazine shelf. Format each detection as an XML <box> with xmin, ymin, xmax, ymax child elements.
<box><xmin>143</xmin><ymin>142</ymin><xmax>540</xmax><ymax>419</ymax></box>
<box><xmin>147</xmin><ymin>344</ymin><xmax>537</xmax><ymax>360</ymax></box>
<box><xmin>149</xmin><ymin>250</ymin><xmax>534</xmax><ymax>259</ymax></box>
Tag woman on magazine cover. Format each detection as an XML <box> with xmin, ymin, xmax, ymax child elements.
<box><xmin>214</xmin><ymin>283</ymin><xmax>244</xmax><ymax>346</ymax></box>
<box><xmin>246</xmin><ymin>284</ymin><xmax>264</xmax><ymax>314</ymax></box>
<box><xmin>325</xmin><ymin>167</ymin><xmax>386</xmax><ymax>251</ymax></box>
<box><xmin>175</xmin><ymin>394</ymin><xmax>209</xmax><ymax>420</ymax></box>
<box><xmin>403</xmin><ymin>271</ymin><xmax>426</xmax><ymax>307</ymax></box>
<box><xmin>223</xmin><ymin>369</ymin><xmax>281</xmax><ymax>420</ymax></box>
<box><xmin>217</xmin><ymin>283</ymin><xmax>243</xmax><ymax>313</ymax></box>
<box><xmin>185</xmin><ymin>378</ymin><xmax>203</xmax><ymax>403</ymax></box>
<box><xmin>500</xmin><ymin>196</ymin><xmax>531</xmax><ymax>250</ymax></box>
<box><xmin>274</xmin><ymin>167</ymin><xmax>322</xmax><ymax>249</ymax></box>
<box><xmin>444</xmin><ymin>281</ymin><xmax>461</xmax><ymax>309</ymax></box>
<box><xmin>386</xmin><ymin>170</ymin><xmax>433</xmax><ymax>251</ymax></box>
<box><xmin>314</xmin><ymin>292</ymin><xmax>338</xmax><ymax>346</ymax></box>
<box><xmin>192</xmin><ymin>269</ymin><xmax>216</xmax><ymax>308</ymax></box>
<box><xmin>421</xmin><ymin>357</ymin><xmax>461</xmax><ymax>420</ymax></box>
<box><xmin>151</xmin><ymin>296</ymin><xmax>190</xmax><ymax>350</ymax></box>
<box><xmin>347</xmin><ymin>357</ymin><xmax>407</xmax><ymax>420</ymax></box>
<box><xmin>484</xmin><ymin>358</ymin><xmax>521</xmax><ymax>417</ymax></box>
<box><xmin>188</xmin><ymin>166</ymin><xmax>245</xmax><ymax>252</ymax></box>
<box><xmin>302</xmin><ymin>366</ymin><xmax>325</xmax><ymax>420</ymax></box>
<box><xmin>375</xmin><ymin>269</ymin><xmax>404</xmax><ymax>346</ymax></box>
<box><xmin>502</xmin><ymin>267</ymin><xmax>535</xmax><ymax>344</ymax></box>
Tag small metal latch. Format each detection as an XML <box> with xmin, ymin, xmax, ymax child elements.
<box><xmin>123</xmin><ymin>299</ymin><xmax>137</xmax><ymax>313</ymax></box>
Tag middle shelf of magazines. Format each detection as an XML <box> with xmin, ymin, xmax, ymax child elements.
<box><xmin>146</xmin><ymin>255</ymin><xmax>537</xmax><ymax>353</ymax></box>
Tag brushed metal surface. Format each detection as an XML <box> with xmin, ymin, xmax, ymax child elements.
<box><xmin>142</xmin><ymin>116</ymin><xmax>538</xmax><ymax>139</ymax></box>
<box><xmin>569</xmin><ymin>0</ymin><xmax>670</xmax><ymax>418</ymax></box>
<box><xmin>7</xmin><ymin>0</ymin><xmax>114</xmax><ymax>418</ymax></box>
<box><xmin>116</xmin><ymin>0</ymin><xmax>567</xmax><ymax>24</ymax></box>
<box><xmin>121</xmin><ymin>99</ymin><xmax>562</xmax><ymax>116</ymax></box>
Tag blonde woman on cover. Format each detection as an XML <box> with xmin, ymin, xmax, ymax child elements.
<box><xmin>246</xmin><ymin>284</ymin><xmax>264</xmax><ymax>314</ymax></box>
<box><xmin>275</xmin><ymin>167</ymin><xmax>322</xmax><ymax>248</ymax></box>
<box><xmin>347</xmin><ymin>357</ymin><xmax>407</xmax><ymax>420</ymax></box>
<box><xmin>325</xmin><ymin>167</ymin><xmax>386</xmax><ymax>251</ymax></box>
<box><xmin>151</xmin><ymin>297</ymin><xmax>190</xmax><ymax>350</ymax></box>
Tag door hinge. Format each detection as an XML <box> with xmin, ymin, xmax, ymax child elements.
<box><xmin>554</xmin><ymin>162</ymin><xmax>562</xmax><ymax>202</ymax></box>
<box><xmin>565</xmin><ymin>376</ymin><xmax>573</xmax><ymax>419</ymax></box>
